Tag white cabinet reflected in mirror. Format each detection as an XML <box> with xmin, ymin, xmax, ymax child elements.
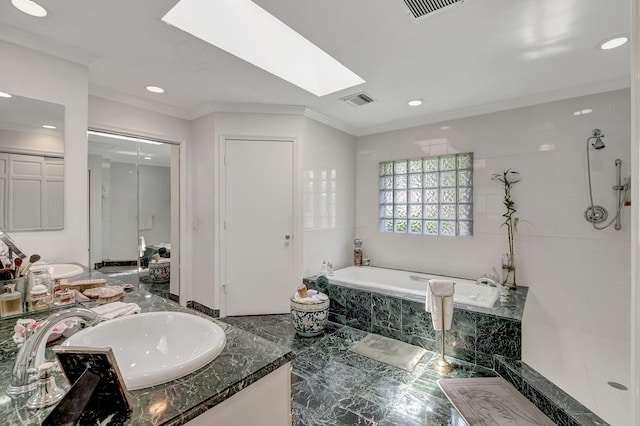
<box><xmin>88</xmin><ymin>130</ymin><xmax>180</xmax><ymax>301</ymax></box>
<box><xmin>0</xmin><ymin>94</ymin><xmax>65</xmax><ymax>231</ymax></box>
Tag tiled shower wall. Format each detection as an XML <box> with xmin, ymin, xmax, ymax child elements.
<box><xmin>354</xmin><ymin>89</ymin><xmax>631</xmax><ymax>421</ymax></box>
<box><xmin>307</xmin><ymin>279</ymin><xmax>522</xmax><ymax>368</ymax></box>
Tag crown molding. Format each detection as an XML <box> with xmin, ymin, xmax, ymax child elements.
<box><xmin>0</xmin><ymin>23</ymin><xmax>100</xmax><ymax>67</ymax></box>
<box><xmin>355</xmin><ymin>78</ymin><xmax>631</xmax><ymax>136</ymax></box>
<box><xmin>303</xmin><ymin>108</ymin><xmax>358</xmax><ymax>136</ymax></box>
<box><xmin>89</xmin><ymin>86</ymin><xmax>192</xmax><ymax>120</ymax></box>
<box><xmin>91</xmin><ymin>78</ymin><xmax>630</xmax><ymax>138</ymax></box>
<box><xmin>190</xmin><ymin>102</ymin><xmax>308</xmax><ymax>120</ymax></box>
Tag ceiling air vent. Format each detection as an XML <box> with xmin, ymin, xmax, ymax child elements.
<box><xmin>402</xmin><ymin>0</ymin><xmax>464</xmax><ymax>21</ymax></box>
<box><xmin>341</xmin><ymin>92</ymin><xmax>376</xmax><ymax>107</ymax></box>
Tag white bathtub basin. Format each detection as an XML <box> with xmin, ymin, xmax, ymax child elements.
<box><xmin>330</xmin><ymin>266</ymin><xmax>500</xmax><ymax>309</ymax></box>
<box><xmin>63</xmin><ymin>311</ymin><xmax>226</xmax><ymax>390</ymax></box>
<box><xmin>32</xmin><ymin>263</ymin><xmax>84</xmax><ymax>279</ymax></box>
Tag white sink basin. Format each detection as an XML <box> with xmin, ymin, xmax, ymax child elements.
<box><xmin>32</xmin><ymin>263</ymin><xmax>84</xmax><ymax>279</ymax></box>
<box><xmin>62</xmin><ymin>311</ymin><xmax>226</xmax><ymax>390</ymax></box>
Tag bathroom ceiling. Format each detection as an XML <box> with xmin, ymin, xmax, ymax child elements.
<box><xmin>0</xmin><ymin>0</ymin><xmax>631</xmax><ymax>135</ymax></box>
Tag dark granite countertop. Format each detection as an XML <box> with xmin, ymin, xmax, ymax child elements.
<box><xmin>0</xmin><ymin>267</ymin><xmax>294</xmax><ymax>425</ymax></box>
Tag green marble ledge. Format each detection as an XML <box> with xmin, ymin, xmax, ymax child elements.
<box><xmin>0</xmin><ymin>267</ymin><xmax>294</xmax><ymax>426</ymax></box>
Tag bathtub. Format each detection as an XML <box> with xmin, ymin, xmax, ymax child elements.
<box><xmin>329</xmin><ymin>266</ymin><xmax>499</xmax><ymax>309</ymax></box>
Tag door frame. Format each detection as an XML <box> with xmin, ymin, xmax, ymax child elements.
<box><xmin>216</xmin><ymin>134</ymin><xmax>301</xmax><ymax>318</ymax></box>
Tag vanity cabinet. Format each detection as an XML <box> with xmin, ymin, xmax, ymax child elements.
<box><xmin>7</xmin><ymin>153</ymin><xmax>64</xmax><ymax>231</ymax></box>
<box><xmin>185</xmin><ymin>363</ymin><xmax>292</xmax><ymax>426</ymax></box>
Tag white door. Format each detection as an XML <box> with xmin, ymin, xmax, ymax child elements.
<box><xmin>224</xmin><ymin>139</ymin><xmax>294</xmax><ymax>315</ymax></box>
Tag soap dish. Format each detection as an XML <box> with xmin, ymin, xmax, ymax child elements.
<box><xmin>83</xmin><ymin>286</ymin><xmax>124</xmax><ymax>304</ymax></box>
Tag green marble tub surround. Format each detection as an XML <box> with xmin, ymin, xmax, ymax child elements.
<box><xmin>0</xmin><ymin>268</ymin><xmax>294</xmax><ymax>426</ymax></box>
<box><xmin>305</xmin><ymin>275</ymin><xmax>526</xmax><ymax>367</ymax></box>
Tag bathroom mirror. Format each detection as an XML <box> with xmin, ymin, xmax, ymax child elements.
<box><xmin>88</xmin><ymin>130</ymin><xmax>180</xmax><ymax>301</ymax></box>
<box><xmin>0</xmin><ymin>94</ymin><xmax>65</xmax><ymax>231</ymax></box>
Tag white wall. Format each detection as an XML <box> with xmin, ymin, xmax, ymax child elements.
<box><xmin>631</xmin><ymin>3</ymin><xmax>640</xmax><ymax>425</ymax></box>
<box><xmin>88</xmin><ymin>154</ymin><xmax>104</xmax><ymax>266</ymax></box>
<box><xmin>188</xmin><ymin>112</ymin><xmax>357</xmax><ymax>310</ymax></box>
<box><xmin>190</xmin><ymin>111</ymin><xmax>305</xmax><ymax>310</ymax></box>
<box><xmin>189</xmin><ymin>112</ymin><xmax>217</xmax><ymax>308</ymax></box>
<box><xmin>0</xmin><ymin>41</ymin><xmax>88</xmax><ymax>263</ymax></box>
<box><xmin>106</xmin><ymin>162</ymin><xmax>138</xmax><ymax>260</ymax></box>
<box><xmin>139</xmin><ymin>164</ymin><xmax>172</xmax><ymax>246</ymax></box>
<box><xmin>302</xmin><ymin>118</ymin><xmax>356</xmax><ymax>277</ymax></box>
<box><xmin>356</xmin><ymin>89</ymin><xmax>631</xmax><ymax>423</ymax></box>
<box><xmin>88</xmin><ymin>96</ymin><xmax>190</xmax><ymax>143</ymax></box>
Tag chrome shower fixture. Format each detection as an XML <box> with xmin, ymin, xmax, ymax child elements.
<box><xmin>589</xmin><ymin>129</ymin><xmax>606</xmax><ymax>150</ymax></box>
<box><xmin>584</xmin><ymin>129</ymin><xmax>626</xmax><ymax>230</ymax></box>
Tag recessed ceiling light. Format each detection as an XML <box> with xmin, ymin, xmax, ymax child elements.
<box><xmin>162</xmin><ymin>0</ymin><xmax>365</xmax><ymax>97</ymax></box>
<box><xmin>600</xmin><ymin>36</ymin><xmax>628</xmax><ymax>50</ymax></box>
<box><xmin>408</xmin><ymin>99</ymin><xmax>423</xmax><ymax>107</ymax></box>
<box><xmin>42</xmin><ymin>125</ymin><xmax>56</xmax><ymax>129</ymax></box>
<box><xmin>146</xmin><ymin>85</ymin><xmax>165</xmax><ymax>94</ymax></box>
<box><xmin>573</xmin><ymin>109</ymin><xmax>593</xmax><ymax>116</ymax></box>
<box><xmin>0</xmin><ymin>92</ymin><xmax>12</xmax><ymax>98</ymax></box>
<box><xmin>11</xmin><ymin>0</ymin><xmax>47</xmax><ymax>17</ymax></box>
<box><xmin>440</xmin><ymin>126</ymin><xmax>450</xmax><ymax>130</ymax></box>
<box><xmin>144</xmin><ymin>156</ymin><xmax>152</xmax><ymax>160</ymax></box>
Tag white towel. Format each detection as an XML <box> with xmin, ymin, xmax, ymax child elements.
<box><xmin>91</xmin><ymin>301</ymin><xmax>141</xmax><ymax>320</ymax></box>
<box><xmin>426</xmin><ymin>279</ymin><xmax>455</xmax><ymax>331</ymax></box>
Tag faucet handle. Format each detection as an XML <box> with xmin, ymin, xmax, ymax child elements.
<box><xmin>26</xmin><ymin>362</ymin><xmax>65</xmax><ymax>409</ymax></box>
<box><xmin>36</xmin><ymin>361</ymin><xmax>55</xmax><ymax>378</ymax></box>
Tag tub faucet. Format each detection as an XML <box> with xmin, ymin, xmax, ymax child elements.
<box><xmin>476</xmin><ymin>276</ymin><xmax>502</xmax><ymax>287</ymax></box>
<box><xmin>7</xmin><ymin>307</ymin><xmax>100</xmax><ymax>397</ymax></box>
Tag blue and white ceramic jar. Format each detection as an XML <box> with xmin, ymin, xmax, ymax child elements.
<box><xmin>290</xmin><ymin>293</ymin><xmax>330</xmax><ymax>337</ymax></box>
<box><xmin>149</xmin><ymin>260</ymin><xmax>170</xmax><ymax>283</ymax></box>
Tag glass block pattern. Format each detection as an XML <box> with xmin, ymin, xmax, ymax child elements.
<box><xmin>379</xmin><ymin>153</ymin><xmax>473</xmax><ymax>236</ymax></box>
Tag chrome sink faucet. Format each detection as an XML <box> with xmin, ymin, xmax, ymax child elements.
<box><xmin>6</xmin><ymin>307</ymin><xmax>100</xmax><ymax>397</ymax></box>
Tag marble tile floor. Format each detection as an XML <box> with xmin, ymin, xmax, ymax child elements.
<box><xmin>221</xmin><ymin>314</ymin><xmax>498</xmax><ymax>426</ymax></box>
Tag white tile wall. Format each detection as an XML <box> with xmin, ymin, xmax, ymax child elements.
<box><xmin>355</xmin><ymin>89</ymin><xmax>631</xmax><ymax>425</ymax></box>
<box><xmin>302</xmin><ymin>118</ymin><xmax>356</xmax><ymax>277</ymax></box>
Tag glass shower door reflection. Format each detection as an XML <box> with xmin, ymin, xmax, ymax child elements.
<box><xmin>137</xmin><ymin>142</ymin><xmax>179</xmax><ymax>301</ymax></box>
<box><xmin>87</xmin><ymin>130</ymin><xmax>179</xmax><ymax>302</ymax></box>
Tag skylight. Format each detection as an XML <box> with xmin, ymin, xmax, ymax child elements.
<box><xmin>162</xmin><ymin>0</ymin><xmax>365</xmax><ymax>97</ymax></box>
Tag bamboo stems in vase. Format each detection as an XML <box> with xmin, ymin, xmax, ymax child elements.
<box><xmin>492</xmin><ymin>169</ymin><xmax>520</xmax><ymax>288</ymax></box>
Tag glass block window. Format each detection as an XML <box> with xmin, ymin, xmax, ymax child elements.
<box><xmin>379</xmin><ymin>153</ymin><xmax>473</xmax><ymax>236</ymax></box>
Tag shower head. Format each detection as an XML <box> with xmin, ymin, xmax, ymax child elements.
<box><xmin>590</xmin><ymin>129</ymin><xmax>605</xmax><ymax>150</ymax></box>
<box><xmin>592</xmin><ymin>136</ymin><xmax>605</xmax><ymax>150</ymax></box>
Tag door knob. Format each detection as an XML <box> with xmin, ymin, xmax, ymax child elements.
<box><xmin>285</xmin><ymin>234</ymin><xmax>292</xmax><ymax>240</ymax></box>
